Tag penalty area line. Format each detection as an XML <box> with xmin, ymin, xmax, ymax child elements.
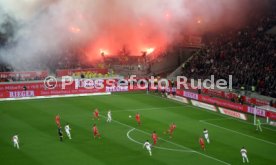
<box><xmin>113</xmin><ymin>106</ymin><xmax>183</xmax><ymax>113</ymax></box>
<box><xmin>127</xmin><ymin>128</ymin><xmax>195</xmax><ymax>153</ymax></box>
<box><xmin>200</xmin><ymin>120</ymin><xmax>276</xmax><ymax>146</ymax></box>
<box><xmin>100</xmin><ymin>115</ymin><xmax>231</xmax><ymax>165</ymax></box>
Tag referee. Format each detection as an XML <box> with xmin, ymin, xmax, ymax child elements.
<box><xmin>58</xmin><ymin>127</ymin><xmax>63</xmax><ymax>141</ymax></box>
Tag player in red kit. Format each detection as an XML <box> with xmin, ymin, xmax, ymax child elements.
<box><xmin>55</xmin><ymin>114</ymin><xmax>61</xmax><ymax>127</ymax></box>
<box><xmin>199</xmin><ymin>137</ymin><xmax>205</xmax><ymax>151</ymax></box>
<box><xmin>135</xmin><ymin>113</ymin><xmax>141</xmax><ymax>126</ymax></box>
<box><xmin>93</xmin><ymin>108</ymin><xmax>100</xmax><ymax>120</ymax></box>
<box><xmin>152</xmin><ymin>131</ymin><xmax>158</xmax><ymax>145</ymax></box>
<box><xmin>167</xmin><ymin>123</ymin><xmax>176</xmax><ymax>138</ymax></box>
<box><xmin>92</xmin><ymin>124</ymin><xmax>101</xmax><ymax>139</ymax></box>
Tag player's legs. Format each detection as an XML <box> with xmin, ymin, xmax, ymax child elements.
<box><xmin>169</xmin><ymin>130</ymin><xmax>173</xmax><ymax>138</ymax></box>
<box><xmin>242</xmin><ymin>155</ymin><xmax>246</xmax><ymax>163</ymax></box>
<box><xmin>94</xmin><ymin>132</ymin><xmax>101</xmax><ymax>139</ymax></box>
<box><xmin>14</xmin><ymin>141</ymin><xmax>19</xmax><ymax>149</ymax></box>
<box><xmin>66</xmin><ymin>131</ymin><xmax>72</xmax><ymax>139</ymax></box>
<box><xmin>205</xmin><ymin>134</ymin><xmax>210</xmax><ymax>143</ymax></box>
<box><xmin>201</xmin><ymin>144</ymin><xmax>205</xmax><ymax>150</ymax></box>
<box><xmin>258</xmin><ymin>125</ymin><xmax>262</xmax><ymax>132</ymax></box>
<box><xmin>147</xmin><ymin>147</ymin><xmax>152</xmax><ymax>156</ymax></box>
<box><xmin>245</xmin><ymin>155</ymin><xmax>249</xmax><ymax>163</ymax></box>
<box><xmin>153</xmin><ymin>139</ymin><xmax>157</xmax><ymax>145</ymax></box>
<box><xmin>107</xmin><ymin>116</ymin><xmax>111</xmax><ymax>122</ymax></box>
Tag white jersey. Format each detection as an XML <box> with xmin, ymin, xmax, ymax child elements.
<box><xmin>203</xmin><ymin>130</ymin><xmax>208</xmax><ymax>135</ymax></box>
<box><xmin>241</xmin><ymin>149</ymin><xmax>247</xmax><ymax>156</ymax></box>
<box><xmin>144</xmin><ymin>142</ymin><xmax>151</xmax><ymax>150</ymax></box>
<box><xmin>107</xmin><ymin>111</ymin><xmax>111</xmax><ymax>118</ymax></box>
<box><xmin>65</xmin><ymin>125</ymin><xmax>70</xmax><ymax>132</ymax></box>
<box><xmin>13</xmin><ymin>135</ymin><xmax>19</xmax><ymax>142</ymax></box>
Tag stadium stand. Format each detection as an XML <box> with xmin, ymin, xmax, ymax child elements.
<box><xmin>182</xmin><ymin>14</ymin><xmax>276</xmax><ymax>97</ymax></box>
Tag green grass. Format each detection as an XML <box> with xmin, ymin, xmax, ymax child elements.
<box><xmin>0</xmin><ymin>92</ymin><xmax>276</xmax><ymax>165</ymax></box>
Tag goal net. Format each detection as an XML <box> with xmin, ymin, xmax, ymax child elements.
<box><xmin>254</xmin><ymin>105</ymin><xmax>276</xmax><ymax>126</ymax></box>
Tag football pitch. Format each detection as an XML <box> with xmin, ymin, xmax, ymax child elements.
<box><xmin>0</xmin><ymin>92</ymin><xmax>276</xmax><ymax>165</ymax></box>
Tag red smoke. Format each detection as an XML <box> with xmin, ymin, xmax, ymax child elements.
<box><xmin>82</xmin><ymin>16</ymin><xmax>168</xmax><ymax>61</ymax></box>
<box><xmin>0</xmin><ymin>0</ymin><xmax>270</xmax><ymax>70</ymax></box>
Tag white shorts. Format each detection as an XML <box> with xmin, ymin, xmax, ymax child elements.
<box><xmin>146</xmin><ymin>146</ymin><xmax>151</xmax><ymax>151</ymax></box>
<box><xmin>242</xmin><ymin>153</ymin><xmax>247</xmax><ymax>157</ymax></box>
<box><xmin>204</xmin><ymin>134</ymin><xmax>209</xmax><ymax>139</ymax></box>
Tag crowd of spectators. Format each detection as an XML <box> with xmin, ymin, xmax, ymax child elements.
<box><xmin>184</xmin><ymin>14</ymin><xmax>276</xmax><ymax>97</ymax></box>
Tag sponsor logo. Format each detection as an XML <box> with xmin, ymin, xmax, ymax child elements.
<box><xmin>247</xmin><ymin>107</ymin><xmax>266</xmax><ymax>117</ymax></box>
<box><xmin>191</xmin><ymin>100</ymin><xmax>217</xmax><ymax>112</ymax></box>
<box><xmin>106</xmin><ymin>86</ymin><xmax>128</xmax><ymax>92</ymax></box>
<box><xmin>183</xmin><ymin>91</ymin><xmax>198</xmax><ymax>100</ymax></box>
<box><xmin>9</xmin><ymin>91</ymin><xmax>35</xmax><ymax>98</ymax></box>
<box><xmin>167</xmin><ymin>95</ymin><xmax>188</xmax><ymax>104</ymax></box>
<box><xmin>219</xmin><ymin>107</ymin><xmax>247</xmax><ymax>120</ymax></box>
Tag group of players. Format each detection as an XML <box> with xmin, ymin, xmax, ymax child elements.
<box><xmin>11</xmin><ymin>106</ymin><xmax>250</xmax><ymax>163</ymax></box>
<box><xmin>55</xmin><ymin>108</ymin><xmax>105</xmax><ymax>141</ymax></box>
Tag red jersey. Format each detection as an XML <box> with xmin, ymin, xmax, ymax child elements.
<box><xmin>94</xmin><ymin>111</ymin><xmax>99</xmax><ymax>117</ymax></box>
<box><xmin>93</xmin><ymin>126</ymin><xmax>98</xmax><ymax>133</ymax></box>
<box><xmin>170</xmin><ymin>124</ymin><xmax>176</xmax><ymax>131</ymax></box>
<box><xmin>152</xmin><ymin>133</ymin><xmax>158</xmax><ymax>140</ymax></box>
<box><xmin>55</xmin><ymin>116</ymin><xmax>60</xmax><ymax>124</ymax></box>
<box><xmin>199</xmin><ymin>138</ymin><xmax>204</xmax><ymax>145</ymax></box>
<box><xmin>135</xmin><ymin>114</ymin><xmax>140</xmax><ymax>121</ymax></box>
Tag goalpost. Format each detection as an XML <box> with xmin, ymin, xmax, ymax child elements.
<box><xmin>254</xmin><ymin>105</ymin><xmax>276</xmax><ymax>126</ymax></box>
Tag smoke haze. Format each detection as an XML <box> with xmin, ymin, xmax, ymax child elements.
<box><xmin>0</xmin><ymin>0</ymin><xmax>269</xmax><ymax>70</ymax></box>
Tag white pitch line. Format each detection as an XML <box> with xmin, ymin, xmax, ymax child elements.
<box><xmin>148</xmin><ymin>94</ymin><xmax>276</xmax><ymax>132</ymax></box>
<box><xmin>200</xmin><ymin>120</ymin><xmax>276</xmax><ymax>146</ymax></box>
<box><xmin>111</xmin><ymin>94</ymin><xmax>276</xmax><ymax>146</ymax></box>
<box><xmin>113</xmin><ymin>106</ymin><xmax>183</xmax><ymax>113</ymax></box>
<box><xmin>200</xmin><ymin>118</ymin><xmax>233</xmax><ymax>122</ymax></box>
<box><xmin>101</xmin><ymin>115</ymin><xmax>231</xmax><ymax>165</ymax></box>
<box><xmin>201</xmin><ymin>117</ymin><xmax>276</xmax><ymax>132</ymax></box>
<box><xmin>127</xmin><ymin>128</ymin><xmax>195</xmax><ymax>153</ymax></box>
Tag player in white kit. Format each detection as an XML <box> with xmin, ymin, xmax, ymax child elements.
<box><xmin>107</xmin><ymin>110</ymin><xmax>112</xmax><ymax>123</ymax></box>
<box><xmin>240</xmin><ymin>146</ymin><xmax>249</xmax><ymax>163</ymax></box>
<box><xmin>64</xmin><ymin>123</ymin><xmax>72</xmax><ymax>139</ymax></box>
<box><xmin>203</xmin><ymin>128</ymin><xmax>210</xmax><ymax>143</ymax></box>
<box><xmin>12</xmin><ymin>134</ymin><xmax>19</xmax><ymax>149</ymax></box>
<box><xmin>143</xmin><ymin>140</ymin><xmax>152</xmax><ymax>156</ymax></box>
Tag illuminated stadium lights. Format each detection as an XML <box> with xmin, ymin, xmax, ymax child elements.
<box><xmin>145</xmin><ymin>48</ymin><xmax>155</xmax><ymax>55</ymax></box>
<box><xmin>100</xmin><ymin>49</ymin><xmax>108</xmax><ymax>56</ymax></box>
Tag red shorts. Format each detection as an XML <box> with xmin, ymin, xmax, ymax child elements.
<box><xmin>200</xmin><ymin>144</ymin><xmax>205</xmax><ymax>148</ymax></box>
<box><xmin>94</xmin><ymin>131</ymin><xmax>99</xmax><ymax>136</ymax></box>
